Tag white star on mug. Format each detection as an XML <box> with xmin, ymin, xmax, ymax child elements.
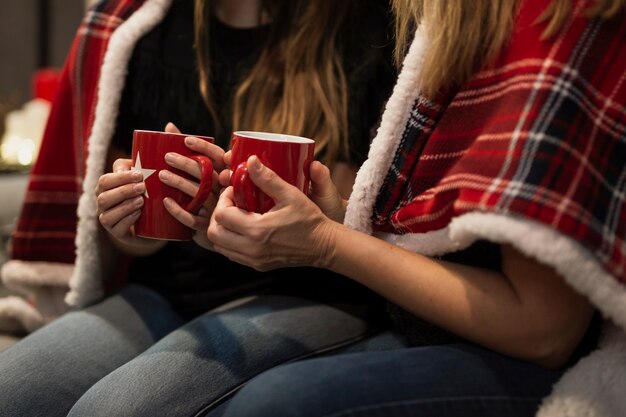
<box><xmin>132</xmin><ymin>152</ymin><xmax>156</xmax><ymax>198</ymax></box>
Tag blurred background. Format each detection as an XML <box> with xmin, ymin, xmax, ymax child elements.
<box><xmin>0</xmin><ymin>1</ymin><xmax>85</xmax><ymax>108</ymax></box>
<box><xmin>0</xmin><ymin>0</ymin><xmax>95</xmax><ymax>348</ymax></box>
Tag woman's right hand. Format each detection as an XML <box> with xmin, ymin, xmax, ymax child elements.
<box><xmin>219</xmin><ymin>152</ymin><xmax>347</xmax><ymax>223</ymax></box>
<box><xmin>96</xmin><ymin>158</ymin><xmax>165</xmax><ymax>254</ymax></box>
<box><xmin>208</xmin><ymin>157</ymin><xmax>344</xmax><ymax>271</ymax></box>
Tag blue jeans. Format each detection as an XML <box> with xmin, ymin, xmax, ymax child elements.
<box><xmin>215</xmin><ymin>343</ymin><xmax>566</xmax><ymax>417</ymax></box>
<box><xmin>0</xmin><ymin>284</ymin><xmax>376</xmax><ymax>417</ymax></box>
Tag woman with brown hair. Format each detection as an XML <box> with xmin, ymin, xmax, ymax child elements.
<box><xmin>0</xmin><ymin>0</ymin><xmax>394</xmax><ymax>415</ymax></box>
<box><xmin>203</xmin><ymin>0</ymin><xmax>626</xmax><ymax>416</ymax></box>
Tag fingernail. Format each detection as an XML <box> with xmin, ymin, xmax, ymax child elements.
<box><xmin>165</xmin><ymin>153</ymin><xmax>176</xmax><ymax>163</ymax></box>
<box><xmin>159</xmin><ymin>170</ymin><xmax>171</xmax><ymax>180</ymax></box>
<box><xmin>163</xmin><ymin>197</ymin><xmax>173</xmax><ymax>207</ymax></box>
<box><xmin>185</xmin><ymin>136</ymin><xmax>196</xmax><ymax>145</ymax></box>
<box><xmin>133</xmin><ymin>196</ymin><xmax>144</xmax><ymax>206</ymax></box>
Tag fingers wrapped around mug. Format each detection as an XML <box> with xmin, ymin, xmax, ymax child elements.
<box><xmin>158</xmin><ymin>166</ymin><xmax>212</xmax><ymax>224</ymax></box>
<box><xmin>184</xmin><ymin>136</ymin><xmax>226</xmax><ymax>172</ymax></box>
<box><xmin>208</xmin><ymin>158</ymin><xmax>338</xmax><ymax>271</ymax></box>
<box><xmin>161</xmin><ymin>152</ymin><xmax>221</xmax><ymax>214</ymax></box>
<box><xmin>95</xmin><ymin>159</ymin><xmax>145</xmax><ymax>241</ymax></box>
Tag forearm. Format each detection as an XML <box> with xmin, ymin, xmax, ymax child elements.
<box><xmin>324</xmin><ymin>223</ymin><xmax>593</xmax><ymax>368</ymax></box>
<box><xmin>326</xmin><ymin>225</ymin><xmax>522</xmax><ymax>352</ymax></box>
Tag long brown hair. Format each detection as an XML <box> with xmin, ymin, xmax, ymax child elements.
<box><xmin>392</xmin><ymin>0</ymin><xmax>626</xmax><ymax>98</ymax></box>
<box><xmin>194</xmin><ymin>0</ymin><xmax>352</xmax><ymax>166</ymax></box>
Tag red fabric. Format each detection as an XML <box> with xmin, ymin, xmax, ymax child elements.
<box><xmin>373</xmin><ymin>0</ymin><xmax>626</xmax><ymax>281</ymax></box>
<box><xmin>11</xmin><ymin>0</ymin><xmax>144</xmax><ymax>264</ymax></box>
<box><xmin>32</xmin><ymin>68</ymin><xmax>60</xmax><ymax>102</ymax></box>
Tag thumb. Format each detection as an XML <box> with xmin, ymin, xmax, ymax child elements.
<box><xmin>247</xmin><ymin>156</ymin><xmax>295</xmax><ymax>203</ymax></box>
<box><xmin>309</xmin><ymin>161</ymin><xmax>345</xmax><ymax>222</ymax></box>
<box><xmin>310</xmin><ymin>161</ymin><xmax>336</xmax><ymax>201</ymax></box>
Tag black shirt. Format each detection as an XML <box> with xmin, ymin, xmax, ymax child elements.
<box><xmin>111</xmin><ymin>0</ymin><xmax>395</xmax><ymax>319</ymax></box>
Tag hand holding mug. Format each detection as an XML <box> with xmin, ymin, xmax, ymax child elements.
<box><xmin>209</xmin><ymin>156</ymin><xmax>340</xmax><ymax>272</ymax></box>
<box><xmin>131</xmin><ymin>129</ymin><xmax>215</xmax><ymax>241</ymax></box>
<box><xmin>220</xmin><ymin>132</ymin><xmax>345</xmax><ymax>222</ymax></box>
<box><xmin>96</xmin><ymin>157</ymin><xmax>152</xmax><ymax>248</ymax></box>
<box><xmin>159</xmin><ymin>134</ymin><xmax>226</xmax><ymax>249</ymax></box>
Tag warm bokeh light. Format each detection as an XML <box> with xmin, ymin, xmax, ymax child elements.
<box><xmin>0</xmin><ymin>99</ymin><xmax>49</xmax><ymax>168</ymax></box>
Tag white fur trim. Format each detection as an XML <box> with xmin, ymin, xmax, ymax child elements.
<box><xmin>1</xmin><ymin>260</ymin><xmax>73</xmax><ymax>322</ymax></box>
<box><xmin>537</xmin><ymin>323</ymin><xmax>626</xmax><ymax>417</ymax></box>
<box><xmin>68</xmin><ymin>0</ymin><xmax>173</xmax><ymax>307</ymax></box>
<box><xmin>345</xmin><ymin>25</ymin><xmax>429</xmax><ymax>233</ymax></box>
<box><xmin>1</xmin><ymin>260</ymin><xmax>73</xmax><ymax>289</ymax></box>
<box><xmin>0</xmin><ymin>296</ymin><xmax>45</xmax><ymax>333</ymax></box>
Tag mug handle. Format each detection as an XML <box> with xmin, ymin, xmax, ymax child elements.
<box><xmin>185</xmin><ymin>155</ymin><xmax>213</xmax><ymax>213</ymax></box>
<box><xmin>231</xmin><ymin>161</ymin><xmax>258</xmax><ymax>213</ymax></box>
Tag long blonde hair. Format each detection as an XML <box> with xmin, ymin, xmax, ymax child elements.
<box><xmin>392</xmin><ymin>0</ymin><xmax>626</xmax><ymax>98</ymax></box>
<box><xmin>194</xmin><ymin>0</ymin><xmax>351</xmax><ymax>166</ymax></box>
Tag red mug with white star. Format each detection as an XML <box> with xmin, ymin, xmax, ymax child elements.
<box><xmin>131</xmin><ymin>130</ymin><xmax>214</xmax><ymax>240</ymax></box>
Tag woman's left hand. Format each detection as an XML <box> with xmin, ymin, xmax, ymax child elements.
<box><xmin>208</xmin><ymin>156</ymin><xmax>338</xmax><ymax>271</ymax></box>
<box><xmin>159</xmin><ymin>123</ymin><xmax>225</xmax><ymax>250</ymax></box>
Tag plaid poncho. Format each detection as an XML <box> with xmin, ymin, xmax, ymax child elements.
<box><xmin>346</xmin><ymin>1</ymin><xmax>626</xmax><ymax>416</ymax></box>
<box><xmin>0</xmin><ymin>0</ymin><xmax>172</xmax><ymax>328</ymax></box>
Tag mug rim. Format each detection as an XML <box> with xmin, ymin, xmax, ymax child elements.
<box><xmin>133</xmin><ymin>129</ymin><xmax>214</xmax><ymax>141</ymax></box>
<box><xmin>233</xmin><ymin>131</ymin><xmax>314</xmax><ymax>144</ymax></box>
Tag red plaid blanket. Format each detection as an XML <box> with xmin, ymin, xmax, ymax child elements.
<box><xmin>364</xmin><ymin>1</ymin><xmax>626</xmax><ymax>281</ymax></box>
<box><xmin>11</xmin><ymin>0</ymin><xmax>143</xmax><ymax>264</ymax></box>
<box><xmin>0</xmin><ymin>0</ymin><xmax>167</xmax><ymax>326</ymax></box>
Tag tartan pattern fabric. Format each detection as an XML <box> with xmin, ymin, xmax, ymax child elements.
<box><xmin>372</xmin><ymin>1</ymin><xmax>626</xmax><ymax>281</ymax></box>
<box><xmin>10</xmin><ymin>0</ymin><xmax>144</xmax><ymax>263</ymax></box>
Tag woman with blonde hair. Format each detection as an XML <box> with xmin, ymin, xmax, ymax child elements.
<box><xmin>205</xmin><ymin>0</ymin><xmax>626</xmax><ymax>416</ymax></box>
<box><xmin>0</xmin><ymin>0</ymin><xmax>394</xmax><ymax>415</ymax></box>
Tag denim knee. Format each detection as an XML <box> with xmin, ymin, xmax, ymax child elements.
<box><xmin>67</xmin><ymin>369</ymin><xmax>160</xmax><ymax>417</ymax></box>
<box><xmin>219</xmin><ymin>361</ymin><xmax>331</xmax><ymax>417</ymax></box>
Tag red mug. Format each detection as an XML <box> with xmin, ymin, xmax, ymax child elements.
<box><xmin>230</xmin><ymin>131</ymin><xmax>315</xmax><ymax>214</ymax></box>
<box><xmin>131</xmin><ymin>130</ymin><xmax>214</xmax><ymax>240</ymax></box>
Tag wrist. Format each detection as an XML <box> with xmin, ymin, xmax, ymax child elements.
<box><xmin>313</xmin><ymin>218</ymin><xmax>342</xmax><ymax>270</ymax></box>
